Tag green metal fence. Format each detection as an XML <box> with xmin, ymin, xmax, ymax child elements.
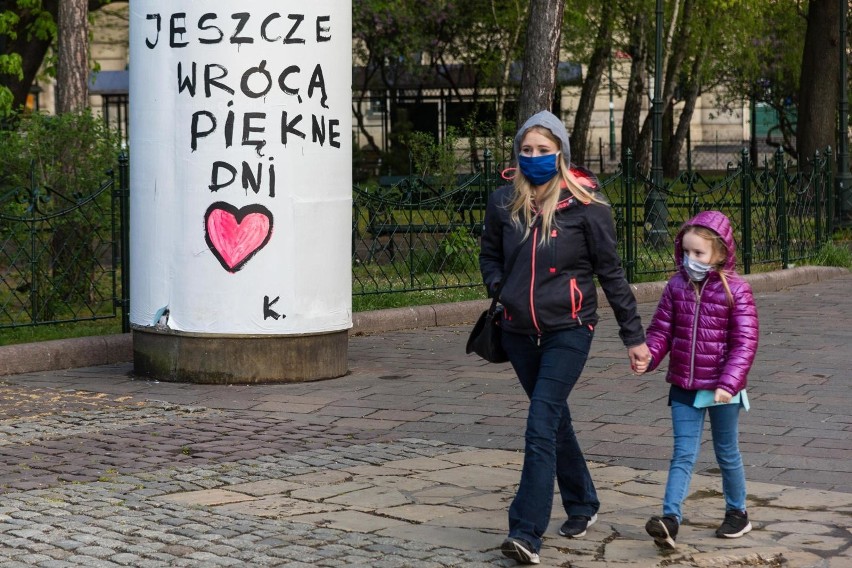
<box><xmin>0</xmin><ymin>155</ymin><xmax>130</xmax><ymax>331</ymax></box>
<box><xmin>352</xmin><ymin>146</ymin><xmax>835</xmax><ymax>295</ymax></box>
<box><xmin>0</xmin><ymin>146</ymin><xmax>834</xmax><ymax>330</ymax></box>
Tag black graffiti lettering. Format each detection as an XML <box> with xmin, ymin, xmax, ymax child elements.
<box><xmin>142</xmin><ymin>13</ymin><xmax>341</xmax><ymax>48</ymax></box>
<box><xmin>177</xmin><ymin>61</ymin><xmax>196</xmax><ymax>96</ymax></box>
<box><xmin>224</xmin><ymin>102</ymin><xmax>235</xmax><ymax>148</ymax></box>
<box><xmin>240</xmin><ymin>61</ymin><xmax>272</xmax><ymax>99</ymax></box>
<box><xmin>328</xmin><ymin>119</ymin><xmax>341</xmax><ymax>148</ymax></box>
<box><xmin>205</xmin><ymin>64</ymin><xmax>234</xmax><ymax>97</ymax></box>
<box><xmin>307</xmin><ymin>64</ymin><xmax>328</xmax><ymax>108</ymax></box>
<box><xmin>170</xmin><ymin>13</ymin><xmax>189</xmax><ymax>48</ymax></box>
<box><xmin>209</xmin><ymin>160</ymin><xmax>276</xmax><ymax>197</ymax></box>
<box><xmin>261</xmin><ymin>13</ymin><xmax>281</xmax><ymax>42</ymax></box>
<box><xmin>242</xmin><ymin>161</ymin><xmax>264</xmax><ymax>194</ymax></box>
<box><xmin>280</xmin><ymin>112</ymin><xmax>306</xmax><ymax>145</ymax></box>
<box><xmin>316</xmin><ymin>16</ymin><xmax>331</xmax><ymax>42</ymax></box>
<box><xmin>198</xmin><ymin>13</ymin><xmax>224</xmax><ymax>44</ymax></box>
<box><xmin>191</xmin><ymin>111</ymin><xmax>216</xmax><ymax>151</ymax></box>
<box><xmin>311</xmin><ymin>116</ymin><xmax>341</xmax><ymax>148</ymax></box>
<box><xmin>145</xmin><ymin>14</ymin><xmax>161</xmax><ymax>49</ymax></box>
<box><xmin>263</xmin><ymin>296</ymin><xmax>282</xmax><ymax>320</ymax></box>
<box><xmin>242</xmin><ymin>112</ymin><xmax>267</xmax><ymax>155</ymax></box>
<box><xmin>209</xmin><ymin>161</ymin><xmax>237</xmax><ymax>191</ymax></box>
<box><xmin>284</xmin><ymin>14</ymin><xmax>305</xmax><ymax>44</ymax></box>
<box><xmin>277</xmin><ymin>66</ymin><xmax>300</xmax><ymax>96</ymax></box>
<box><xmin>230</xmin><ymin>12</ymin><xmax>253</xmax><ymax>45</ymax></box>
<box><xmin>312</xmin><ymin>115</ymin><xmax>325</xmax><ymax>146</ymax></box>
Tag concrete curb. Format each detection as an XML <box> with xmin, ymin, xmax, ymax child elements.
<box><xmin>1</xmin><ymin>266</ymin><xmax>847</xmax><ymax>377</ymax></box>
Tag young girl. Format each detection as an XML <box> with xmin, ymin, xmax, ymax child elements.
<box><xmin>639</xmin><ymin>211</ymin><xmax>758</xmax><ymax>549</ymax></box>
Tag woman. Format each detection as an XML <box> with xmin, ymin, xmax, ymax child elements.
<box><xmin>479</xmin><ymin>110</ymin><xmax>650</xmax><ymax>565</ymax></box>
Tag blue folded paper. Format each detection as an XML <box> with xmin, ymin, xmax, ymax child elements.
<box><xmin>693</xmin><ymin>389</ymin><xmax>750</xmax><ymax>411</ymax></box>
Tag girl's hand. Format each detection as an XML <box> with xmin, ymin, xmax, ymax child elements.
<box><xmin>628</xmin><ymin>343</ymin><xmax>651</xmax><ymax>375</ymax></box>
<box><xmin>714</xmin><ymin>388</ymin><xmax>732</xmax><ymax>404</ymax></box>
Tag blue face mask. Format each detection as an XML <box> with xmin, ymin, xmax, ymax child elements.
<box><xmin>518</xmin><ymin>153</ymin><xmax>560</xmax><ymax>186</ymax></box>
<box><xmin>683</xmin><ymin>254</ymin><xmax>714</xmax><ymax>281</ymax></box>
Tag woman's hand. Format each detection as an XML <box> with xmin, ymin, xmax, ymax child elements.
<box><xmin>628</xmin><ymin>343</ymin><xmax>651</xmax><ymax>374</ymax></box>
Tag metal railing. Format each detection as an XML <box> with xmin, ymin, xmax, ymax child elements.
<box><xmin>0</xmin><ymin>155</ymin><xmax>130</xmax><ymax>331</ymax></box>
<box><xmin>352</xmin><ymin>146</ymin><xmax>835</xmax><ymax>295</ymax></box>
<box><xmin>0</xmin><ymin>147</ymin><xmax>834</xmax><ymax>330</ymax></box>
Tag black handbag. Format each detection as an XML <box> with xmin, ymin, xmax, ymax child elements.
<box><xmin>466</xmin><ymin>237</ymin><xmax>526</xmax><ymax>363</ymax></box>
<box><xmin>466</xmin><ymin>302</ymin><xmax>508</xmax><ymax>363</ymax></box>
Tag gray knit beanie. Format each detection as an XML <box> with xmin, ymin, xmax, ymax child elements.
<box><xmin>513</xmin><ymin>110</ymin><xmax>571</xmax><ymax>167</ymax></box>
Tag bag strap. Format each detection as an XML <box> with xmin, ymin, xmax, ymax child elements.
<box><xmin>487</xmin><ymin>232</ymin><xmax>530</xmax><ymax>315</ymax></box>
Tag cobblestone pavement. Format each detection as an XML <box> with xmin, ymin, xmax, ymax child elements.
<box><xmin>1</xmin><ymin>274</ymin><xmax>850</xmax><ymax>567</ymax></box>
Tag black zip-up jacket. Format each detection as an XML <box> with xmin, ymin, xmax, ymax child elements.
<box><xmin>479</xmin><ymin>179</ymin><xmax>645</xmax><ymax>347</ymax></box>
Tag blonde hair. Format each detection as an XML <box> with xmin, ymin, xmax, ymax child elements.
<box><xmin>683</xmin><ymin>225</ymin><xmax>734</xmax><ymax>306</ymax></box>
<box><xmin>509</xmin><ymin>126</ymin><xmax>605</xmax><ymax>244</ymax></box>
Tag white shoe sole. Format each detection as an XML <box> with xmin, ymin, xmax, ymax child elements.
<box><xmin>501</xmin><ymin>539</ymin><xmax>540</xmax><ymax>565</ymax></box>
<box><xmin>559</xmin><ymin>513</ymin><xmax>598</xmax><ymax>538</ymax></box>
<box><xmin>718</xmin><ymin>521</ymin><xmax>752</xmax><ymax>538</ymax></box>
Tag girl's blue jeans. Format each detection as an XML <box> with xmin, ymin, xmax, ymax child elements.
<box><xmin>663</xmin><ymin>400</ymin><xmax>747</xmax><ymax>523</ymax></box>
<box><xmin>501</xmin><ymin>327</ymin><xmax>598</xmax><ymax>552</ymax></box>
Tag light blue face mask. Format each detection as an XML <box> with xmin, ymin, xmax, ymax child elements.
<box><xmin>683</xmin><ymin>254</ymin><xmax>714</xmax><ymax>281</ymax></box>
<box><xmin>518</xmin><ymin>152</ymin><xmax>560</xmax><ymax>186</ymax></box>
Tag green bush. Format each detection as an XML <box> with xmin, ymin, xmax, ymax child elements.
<box><xmin>0</xmin><ymin>110</ymin><xmax>121</xmax><ymax>321</ymax></box>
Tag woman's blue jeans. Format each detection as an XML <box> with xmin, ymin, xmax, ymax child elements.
<box><xmin>663</xmin><ymin>400</ymin><xmax>747</xmax><ymax>523</ymax></box>
<box><xmin>502</xmin><ymin>327</ymin><xmax>598</xmax><ymax>551</ymax></box>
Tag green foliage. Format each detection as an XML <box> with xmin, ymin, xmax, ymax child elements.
<box><xmin>0</xmin><ymin>110</ymin><xmax>120</xmax><ymax>196</ymax></box>
<box><xmin>437</xmin><ymin>227</ymin><xmax>479</xmax><ymax>273</ymax></box>
<box><xmin>0</xmin><ymin>1</ymin><xmax>57</xmax><ymax>117</ymax></box>
<box><xmin>809</xmin><ymin>241</ymin><xmax>852</xmax><ymax>269</ymax></box>
<box><xmin>405</xmin><ymin>127</ymin><xmax>466</xmax><ymax>190</ymax></box>
<box><xmin>0</xmin><ymin>109</ymin><xmax>121</xmax><ymax>321</ymax></box>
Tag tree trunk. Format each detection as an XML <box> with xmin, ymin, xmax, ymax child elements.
<box><xmin>1</xmin><ymin>0</ymin><xmax>116</xmax><ymax>111</ymax></box>
<box><xmin>56</xmin><ymin>0</ymin><xmax>89</xmax><ymax>113</ymax></box>
<box><xmin>516</xmin><ymin>0</ymin><xmax>565</xmax><ymax>127</ymax></box>
<box><xmin>570</xmin><ymin>1</ymin><xmax>613</xmax><ymax>166</ymax></box>
<box><xmin>664</xmin><ymin>38</ymin><xmax>707</xmax><ymax>176</ymax></box>
<box><xmin>621</xmin><ymin>14</ymin><xmax>647</xmax><ymax>163</ymax></box>
<box><xmin>797</xmin><ymin>0</ymin><xmax>839</xmax><ymax>166</ymax></box>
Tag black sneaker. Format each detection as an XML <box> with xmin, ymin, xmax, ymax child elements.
<box><xmin>501</xmin><ymin>537</ymin><xmax>540</xmax><ymax>565</ymax></box>
<box><xmin>715</xmin><ymin>510</ymin><xmax>752</xmax><ymax>538</ymax></box>
<box><xmin>559</xmin><ymin>513</ymin><xmax>598</xmax><ymax>538</ymax></box>
<box><xmin>645</xmin><ymin>515</ymin><xmax>679</xmax><ymax>549</ymax></box>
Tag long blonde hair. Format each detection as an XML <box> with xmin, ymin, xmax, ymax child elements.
<box><xmin>684</xmin><ymin>225</ymin><xmax>734</xmax><ymax>306</ymax></box>
<box><xmin>509</xmin><ymin>126</ymin><xmax>605</xmax><ymax>244</ymax></box>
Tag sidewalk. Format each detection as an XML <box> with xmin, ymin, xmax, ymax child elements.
<box><xmin>0</xmin><ymin>268</ymin><xmax>849</xmax><ymax>567</ymax></box>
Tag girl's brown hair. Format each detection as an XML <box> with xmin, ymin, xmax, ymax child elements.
<box><xmin>509</xmin><ymin>126</ymin><xmax>606</xmax><ymax>244</ymax></box>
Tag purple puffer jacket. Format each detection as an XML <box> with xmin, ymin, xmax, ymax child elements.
<box><xmin>645</xmin><ymin>211</ymin><xmax>759</xmax><ymax>395</ymax></box>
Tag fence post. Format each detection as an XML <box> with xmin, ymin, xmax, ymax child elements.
<box><xmin>825</xmin><ymin>146</ymin><xmax>835</xmax><ymax>238</ymax></box>
<box><xmin>741</xmin><ymin>149</ymin><xmax>752</xmax><ymax>274</ymax></box>
<box><xmin>775</xmin><ymin>148</ymin><xmax>788</xmax><ymax>268</ymax></box>
<box><xmin>27</xmin><ymin>160</ymin><xmax>40</xmax><ymax>324</ymax></box>
<box><xmin>815</xmin><ymin>149</ymin><xmax>825</xmax><ymax>246</ymax></box>
<box><xmin>624</xmin><ymin>149</ymin><xmax>635</xmax><ymax>283</ymax></box>
<box><xmin>117</xmin><ymin>152</ymin><xmax>130</xmax><ymax>333</ymax></box>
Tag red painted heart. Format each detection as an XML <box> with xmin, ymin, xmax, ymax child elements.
<box><xmin>204</xmin><ymin>202</ymin><xmax>273</xmax><ymax>272</ymax></box>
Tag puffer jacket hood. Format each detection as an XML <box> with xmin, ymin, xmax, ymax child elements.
<box><xmin>675</xmin><ymin>210</ymin><xmax>737</xmax><ymax>272</ymax></box>
<box><xmin>513</xmin><ymin>110</ymin><xmax>571</xmax><ymax>169</ymax></box>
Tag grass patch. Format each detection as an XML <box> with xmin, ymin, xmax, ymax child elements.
<box><xmin>0</xmin><ymin>319</ymin><xmax>122</xmax><ymax>347</ymax></box>
<box><xmin>353</xmin><ymin>286</ymin><xmax>486</xmax><ymax>312</ymax></box>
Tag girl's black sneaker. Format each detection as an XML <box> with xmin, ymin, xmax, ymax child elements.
<box><xmin>645</xmin><ymin>515</ymin><xmax>679</xmax><ymax>549</ymax></box>
<box><xmin>715</xmin><ymin>510</ymin><xmax>752</xmax><ymax>538</ymax></box>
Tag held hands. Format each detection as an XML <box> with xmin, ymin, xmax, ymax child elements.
<box><xmin>628</xmin><ymin>343</ymin><xmax>652</xmax><ymax>375</ymax></box>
